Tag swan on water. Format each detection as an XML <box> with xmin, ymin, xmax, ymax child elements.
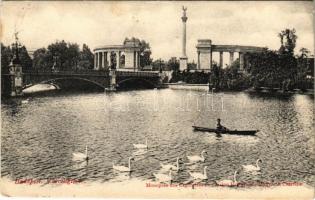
<box><xmin>72</xmin><ymin>146</ymin><xmax>88</xmax><ymax>161</ymax></box>
<box><xmin>242</xmin><ymin>159</ymin><xmax>262</xmax><ymax>172</ymax></box>
<box><xmin>113</xmin><ymin>157</ymin><xmax>134</xmax><ymax>172</ymax></box>
<box><xmin>21</xmin><ymin>98</ymin><xmax>30</xmax><ymax>104</ymax></box>
<box><xmin>187</xmin><ymin>150</ymin><xmax>207</xmax><ymax>162</ymax></box>
<box><xmin>189</xmin><ymin>166</ymin><xmax>208</xmax><ymax>180</ymax></box>
<box><xmin>133</xmin><ymin>139</ymin><xmax>148</xmax><ymax>149</ymax></box>
<box><xmin>153</xmin><ymin>170</ymin><xmax>172</xmax><ymax>183</ymax></box>
<box><xmin>160</xmin><ymin>157</ymin><xmax>181</xmax><ymax>172</ymax></box>
<box><xmin>216</xmin><ymin>170</ymin><xmax>239</xmax><ymax>186</ymax></box>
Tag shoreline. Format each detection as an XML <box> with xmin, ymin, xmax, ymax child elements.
<box><xmin>164</xmin><ymin>83</ymin><xmax>314</xmax><ymax>95</ymax></box>
<box><xmin>1</xmin><ymin>178</ymin><xmax>314</xmax><ymax>198</ymax></box>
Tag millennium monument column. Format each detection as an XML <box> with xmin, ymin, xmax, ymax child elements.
<box><xmin>179</xmin><ymin>6</ymin><xmax>188</xmax><ymax>71</ymax></box>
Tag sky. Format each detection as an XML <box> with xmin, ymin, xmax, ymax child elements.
<box><xmin>1</xmin><ymin>1</ymin><xmax>314</xmax><ymax>64</ymax></box>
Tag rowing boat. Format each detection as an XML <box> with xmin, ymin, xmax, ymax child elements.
<box><xmin>192</xmin><ymin>126</ymin><xmax>258</xmax><ymax>136</ymax></box>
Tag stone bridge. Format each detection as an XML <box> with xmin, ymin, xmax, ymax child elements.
<box><xmin>2</xmin><ymin>65</ymin><xmax>162</xmax><ymax>96</ymax></box>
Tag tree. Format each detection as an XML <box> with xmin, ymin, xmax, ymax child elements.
<box><xmin>299</xmin><ymin>48</ymin><xmax>310</xmax><ymax>59</ymax></box>
<box><xmin>33</xmin><ymin>48</ymin><xmax>50</xmax><ymax>69</ymax></box>
<box><xmin>124</xmin><ymin>37</ymin><xmax>152</xmax><ymax>67</ymax></box>
<box><xmin>187</xmin><ymin>61</ymin><xmax>197</xmax><ymax>70</ymax></box>
<box><xmin>278</xmin><ymin>28</ymin><xmax>297</xmax><ymax>55</ymax></box>
<box><xmin>296</xmin><ymin>47</ymin><xmax>313</xmax><ymax>90</ymax></box>
<box><xmin>17</xmin><ymin>45</ymin><xmax>32</xmax><ymax>69</ymax></box>
<box><xmin>167</xmin><ymin>57</ymin><xmax>179</xmax><ymax>71</ymax></box>
<box><xmin>78</xmin><ymin>44</ymin><xmax>94</xmax><ymax>70</ymax></box>
<box><xmin>66</xmin><ymin>43</ymin><xmax>80</xmax><ymax>70</ymax></box>
<box><xmin>47</xmin><ymin>40</ymin><xmax>68</xmax><ymax>70</ymax></box>
<box><xmin>1</xmin><ymin>43</ymin><xmax>12</xmax><ymax>73</ymax></box>
<box><xmin>1</xmin><ymin>42</ymin><xmax>32</xmax><ymax>71</ymax></box>
<box><xmin>151</xmin><ymin>59</ymin><xmax>165</xmax><ymax>71</ymax></box>
<box><xmin>139</xmin><ymin>40</ymin><xmax>152</xmax><ymax>67</ymax></box>
<box><xmin>209</xmin><ymin>63</ymin><xmax>222</xmax><ymax>89</ymax></box>
<box><xmin>247</xmin><ymin>50</ymin><xmax>280</xmax><ymax>88</ymax></box>
<box><xmin>34</xmin><ymin>40</ymin><xmax>85</xmax><ymax>71</ymax></box>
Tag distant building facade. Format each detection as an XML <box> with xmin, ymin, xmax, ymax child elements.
<box><xmin>93</xmin><ymin>38</ymin><xmax>141</xmax><ymax>71</ymax></box>
<box><xmin>196</xmin><ymin>39</ymin><xmax>266</xmax><ymax>72</ymax></box>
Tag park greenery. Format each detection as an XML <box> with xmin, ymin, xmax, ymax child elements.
<box><xmin>1</xmin><ymin>29</ymin><xmax>313</xmax><ymax>91</ymax></box>
<box><xmin>1</xmin><ymin>41</ymin><xmax>94</xmax><ymax>72</ymax></box>
<box><xmin>1</xmin><ymin>43</ymin><xmax>32</xmax><ymax>73</ymax></box>
<box><xmin>170</xmin><ymin>28</ymin><xmax>314</xmax><ymax>91</ymax></box>
<box><xmin>32</xmin><ymin>41</ymin><xmax>94</xmax><ymax>71</ymax></box>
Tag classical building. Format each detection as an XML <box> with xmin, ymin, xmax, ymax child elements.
<box><xmin>93</xmin><ymin>38</ymin><xmax>141</xmax><ymax>71</ymax></box>
<box><xmin>196</xmin><ymin>39</ymin><xmax>266</xmax><ymax>72</ymax></box>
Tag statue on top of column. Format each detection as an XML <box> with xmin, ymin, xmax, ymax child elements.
<box><xmin>12</xmin><ymin>31</ymin><xmax>21</xmax><ymax>65</ymax></box>
<box><xmin>182</xmin><ymin>6</ymin><xmax>188</xmax><ymax>22</ymax></box>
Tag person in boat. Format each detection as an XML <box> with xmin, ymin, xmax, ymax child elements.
<box><xmin>216</xmin><ymin>118</ymin><xmax>229</xmax><ymax>131</ymax></box>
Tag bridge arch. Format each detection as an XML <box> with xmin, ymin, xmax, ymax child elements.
<box><xmin>117</xmin><ymin>77</ymin><xmax>157</xmax><ymax>89</ymax></box>
<box><xmin>23</xmin><ymin>77</ymin><xmax>106</xmax><ymax>90</ymax></box>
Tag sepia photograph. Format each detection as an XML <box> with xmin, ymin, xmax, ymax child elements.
<box><xmin>0</xmin><ymin>1</ymin><xmax>314</xmax><ymax>199</ymax></box>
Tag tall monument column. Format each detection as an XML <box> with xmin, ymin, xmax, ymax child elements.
<box><xmin>179</xmin><ymin>6</ymin><xmax>188</xmax><ymax>71</ymax></box>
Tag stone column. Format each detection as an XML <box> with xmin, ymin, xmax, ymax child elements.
<box><xmin>245</xmin><ymin>54</ymin><xmax>249</xmax><ymax>70</ymax></box>
<box><xmin>94</xmin><ymin>53</ymin><xmax>97</xmax><ymax>69</ymax></box>
<box><xmin>182</xmin><ymin>20</ymin><xmax>187</xmax><ymax>57</ymax></box>
<box><xmin>209</xmin><ymin>51</ymin><xmax>212</xmax><ymax>70</ymax></box>
<box><xmin>197</xmin><ymin>51</ymin><xmax>200</xmax><ymax>69</ymax></box>
<box><xmin>179</xmin><ymin>6</ymin><xmax>188</xmax><ymax>71</ymax></box>
<box><xmin>108</xmin><ymin>52</ymin><xmax>111</xmax><ymax>67</ymax></box>
<box><xmin>239</xmin><ymin>52</ymin><xmax>244</xmax><ymax>71</ymax></box>
<box><xmin>96</xmin><ymin>53</ymin><xmax>99</xmax><ymax>70</ymax></box>
<box><xmin>104</xmin><ymin>52</ymin><xmax>108</xmax><ymax>68</ymax></box>
<box><xmin>9</xmin><ymin>62</ymin><xmax>23</xmax><ymax>96</ymax></box>
<box><xmin>219</xmin><ymin>51</ymin><xmax>223</xmax><ymax>68</ymax></box>
<box><xmin>117</xmin><ymin>51</ymin><xmax>121</xmax><ymax>69</ymax></box>
<box><xmin>135</xmin><ymin>51</ymin><xmax>139</xmax><ymax>70</ymax></box>
<box><xmin>229</xmin><ymin>52</ymin><xmax>234</xmax><ymax>66</ymax></box>
<box><xmin>138</xmin><ymin>51</ymin><xmax>141</xmax><ymax>69</ymax></box>
<box><xmin>100</xmin><ymin>52</ymin><xmax>103</xmax><ymax>69</ymax></box>
<box><xmin>124</xmin><ymin>50</ymin><xmax>134</xmax><ymax>69</ymax></box>
<box><xmin>108</xmin><ymin>70</ymin><xmax>116</xmax><ymax>91</ymax></box>
<box><xmin>102</xmin><ymin>52</ymin><xmax>106</xmax><ymax>69</ymax></box>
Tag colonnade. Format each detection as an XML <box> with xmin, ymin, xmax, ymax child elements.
<box><xmin>196</xmin><ymin>39</ymin><xmax>265</xmax><ymax>72</ymax></box>
<box><xmin>197</xmin><ymin>50</ymin><xmax>246</xmax><ymax>71</ymax></box>
<box><xmin>94</xmin><ymin>50</ymin><xmax>140</xmax><ymax>70</ymax></box>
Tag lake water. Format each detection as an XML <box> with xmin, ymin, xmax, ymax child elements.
<box><xmin>1</xmin><ymin>89</ymin><xmax>314</xmax><ymax>186</ymax></box>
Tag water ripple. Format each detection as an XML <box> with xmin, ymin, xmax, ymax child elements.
<box><xmin>1</xmin><ymin>90</ymin><xmax>314</xmax><ymax>186</ymax></box>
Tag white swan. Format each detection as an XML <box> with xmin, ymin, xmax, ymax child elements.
<box><xmin>21</xmin><ymin>98</ymin><xmax>30</xmax><ymax>104</ymax></box>
<box><xmin>160</xmin><ymin>157</ymin><xmax>181</xmax><ymax>172</ymax></box>
<box><xmin>113</xmin><ymin>157</ymin><xmax>134</xmax><ymax>172</ymax></box>
<box><xmin>153</xmin><ymin>170</ymin><xmax>172</xmax><ymax>183</ymax></box>
<box><xmin>72</xmin><ymin>146</ymin><xmax>88</xmax><ymax>161</ymax></box>
<box><xmin>242</xmin><ymin>159</ymin><xmax>262</xmax><ymax>172</ymax></box>
<box><xmin>189</xmin><ymin>166</ymin><xmax>208</xmax><ymax>180</ymax></box>
<box><xmin>216</xmin><ymin>170</ymin><xmax>238</xmax><ymax>186</ymax></box>
<box><xmin>187</xmin><ymin>150</ymin><xmax>207</xmax><ymax>162</ymax></box>
<box><xmin>133</xmin><ymin>139</ymin><xmax>148</xmax><ymax>149</ymax></box>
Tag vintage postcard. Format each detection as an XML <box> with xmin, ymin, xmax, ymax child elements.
<box><xmin>0</xmin><ymin>1</ymin><xmax>314</xmax><ymax>199</ymax></box>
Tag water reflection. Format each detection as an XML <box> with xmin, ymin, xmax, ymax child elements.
<box><xmin>1</xmin><ymin>89</ymin><xmax>314</xmax><ymax>186</ymax></box>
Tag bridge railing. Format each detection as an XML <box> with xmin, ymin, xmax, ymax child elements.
<box><xmin>116</xmin><ymin>70</ymin><xmax>159</xmax><ymax>77</ymax></box>
<box><xmin>23</xmin><ymin>69</ymin><xmax>109</xmax><ymax>76</ymax></box>
<box><xmin>22</xmin><ymin>69</ymin><xmax>160</xmax><ymax>77</ymax></box>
